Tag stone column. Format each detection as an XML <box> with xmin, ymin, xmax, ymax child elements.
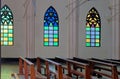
<box><xmin>67</xmin><ymin>0</ymin><xmax>78</xmax><ymax>58</ymax></box>
<box><xmin>112</xmin><ymin>0</ymin><xmax>120</xmax><ymax>59</ymax></box>
<box><xmin>24</xmin><ymin>0</ymin><xmax>35</xmax><ymax>58</ymax></box>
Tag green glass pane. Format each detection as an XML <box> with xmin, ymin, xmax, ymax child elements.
<box><xmin>4</xmin><ymin>42</ymin><xmax>8</xmax><ymax>45</ymax></box>
<box><xmin>96</xmin><ymin>36</ymin><xmax>100</xmax><ymax>38</ymax></box>
<box><xmin>44</xmin><ymin>42</ymin><xmax>49</xmax><ymax>46</ymax></box>
<box><xmin>54</xmin><ymin>42</ymin><xmax>58</xmax><ymax>46</ymax></box>
<box><xmin>9</xmin><ymin>22</ymin><xmax>12</xmax><ymax>25</ymax></box>
<box><xmin>4</xmin><ymin>34</ymin><xmax>8</xmax><ymax>37</ymax></box>
<box><xmin>54</xmin><ymin>27</ymin><xmax>58</xmax><ymax>30</ymax></box>
<box><xmin>8</xmin><ymin>38</ymin><xmax>13</xmax><ymax>41</ymax></box>
<box><xmin>44</xmin><ymin>35</ymin><xmax>49</xmax><ymax>38</ymax></box>
<box><xmin>50</xmin><ymin>23</ymin><xmax>53</xmax><ymax>27</ymax></box>
<box><xmin>96</xmin><ymin>28</ymin><xmax>100</xmax><ymax>31</ymax></box>
<box><xmin>2</xmin><ymin>16</ymin><xmax>4</xmax><ymax>18</ymax></box>
<box><xmin>9</xmin><ymin>30</ymin><xmax>13</xmax><ymax>33</ymax></box>
<box><xmin>44</xmin><ymin>27</ymin><xmax>49</xmax><ymax>30</ymax></box>
<box><xmin>4</xmin><ymin>26</ymin><xmax>8</xmax><ymax>29</ymax></box>
<box><xmin>4</xmin><ymin>18</ymin><xmax>7</xmax><ymax>20</ymax></box>
<box><xmin>86</xmin><ymin>43</ymin><xmax>90</xmax><ymax>46</ymax></box>
<box><xmin>9</xmin><ymin>12</ymin><xmax>11</xmax><ymax>15</ymax></box>
<box><xmin>54</xmin><ymin>34</ymin><xmax>58</xmax><ymax>38</ymax></box>
<box><xmin>86</xmin><ymin>27</ymin><xmax>90</xmax><ymax>31</ymax></box>
<box><xmin>56</xmin><ymin>20</ymin><xmax>58</xmax><ymax>23</ymax></box>
<box><xmin>96</xmin><ymin>43</ymin><xmax>100</xmax><ymax>46</ymax></box>
<box><xmin>86</xmin><ymin>35</ymin><xmax>90</xmax><ymax>38</ymax></box>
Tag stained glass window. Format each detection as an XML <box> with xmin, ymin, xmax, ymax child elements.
<box><xmin>44</xmin><ymin>6</ymin><xmax>59</xmax><ymax>46</ymax></box>
<box><xmin>1</xmin><ymin>5</ymin><xmax>14</xmax><ymax>46</ymax></box>
<box><xmin>86</xmin><ymin>7</ymin><xmax>101</xmax><ymax>47</ymax></box>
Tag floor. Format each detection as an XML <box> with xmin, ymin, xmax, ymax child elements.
<box><xmin>1</xmin><ymin>62</ymin><xmax>19</xmax><ymax>79</ymax></box>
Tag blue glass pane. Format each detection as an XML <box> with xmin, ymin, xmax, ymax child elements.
<box><xmin>49</xmin><ymin>38</ymin><xmax>53</xmax><ymax>41</ymax></box>
<box><xmin>44</xmin><ymin>23</ymin><xmax>48</xmax><ymax>26</ymax></box>
<box><xmin>49</xmin><ymin>42</ymin><xmax>53</xmax><ymax>45</ymax></box>
<box><xmin>86</xmin><ymin>31</ymin><xmax>90</xmax><ymax>34</ymax></box>
<box><xmin>91</xmin><ymin>43</ymin><xmax>95</xmax><ymax>46</ymax></box>
<box><xmin>91</xmin><ymin>39</ymin><xmax>95</xmax><ymax>42</ymax></box>
<box><xmin>54</xmin><ymin>31</ymin><xmax>58</xmax><ymax>34</ymax></box>
<box><xmin>44</xmin><ymin>31</ymin><xmax>48</xmax><ymax>34</ymax></box>
<box><xmin>91</xmin><ymin>36</ymin><xmax>95</xmax><ymax>38</ymax></box>
<box><xmin>49</xmin><ymin>31</ymin><xmax>53</xmax><ymax>34</ymax></box>
<box><xmin>49</xmin><ymin>35</ymin><xmax>53</xmax><ymax>38</ymax></box>
<box><xmin>96</xmin><ymin>32</ymin><xmax>99</xmax><ymax>34</ymax></box>
<box><xmin>91</xmin><ymin>32</ymin><xmax>95</xmax><ymax>34</ymax></box>
<box><xmin>91</xmin><ymin>28</ymin><xmax>95</xmax><ymax>31</ymax></box>
<box><xmin>49</xmin><ymin>27</ymin><xmax>53</xmax><ymax>30</ymax></box>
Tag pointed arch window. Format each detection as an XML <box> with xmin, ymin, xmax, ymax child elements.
<box><xmin>86</xmin><ymin>7</ymin><xmax>101</xmax><ymax>47</ymax></box>
<box><xmin>44</xmin><ymin>6</ymin><xmax>59</xmax><ymax>46</ymax></box>
<box><xmin>1</xmin><ymin>5</ymin><xmax>14</xmax><ymax>46</ymax></box>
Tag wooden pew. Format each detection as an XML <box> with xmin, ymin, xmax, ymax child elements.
<box><xmin>90</xmin><ymin>58</ymin><xmax>120</xmax><ymax>75</ymax></box>
<box><xmin>54</xmin><ymin>56</ymin><xmax>70</xmax><ymax>74</ymax></box>
<box><xmin>55</xmin><ymin>56</ymin><xmax>91</xmax><ymax>79</ymax></box>
<box><xmin>74</xmin><ymin>57</ymin><xmax>119</xmax><ymax>79</ymax></box>
<box><xmin>37</xmin><ymin>57</ymin><xmax>71</xmax><ymax>79</ymax></box>
<box><xmin>18</xmin><ymin>56</ymin><xmax>47</xmax><ymax>79</ymax></box>
<box><xmin>90</xmin><ymin>58</ymin><xmax>120</xmax><ymax>65</ymax></box>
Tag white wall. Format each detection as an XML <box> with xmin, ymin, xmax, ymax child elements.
<box><xmin>1</xmin><ymin>0</ymin><xmax>70</xmax><ymax>58</ymax></box>
<box><xmin>77</xmin><ymin>0</ymin><xmax>112</xmax><ymax>59</ymax></box>
<box><xmin>1</xmin><ymin>0</ymin><xmax>119</xmax><ymax>59</ymax></box>
<box><xmin>1</xmin><ymin>0</ymin><xmax>26</xmax><ymax>58</ymax></box>
<box><xmin>35</xmin><ymin>0</ymin><xmax>69</xmax><ymax>58</ymax></box>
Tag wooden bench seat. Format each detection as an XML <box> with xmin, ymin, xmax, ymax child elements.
<box><xmin>90</xmin><ymin>58</ymin><xmax>120</xmax><ymax>75</ymax></box>
<box><xmin>73</xmin><ymin>57</ymin><xmax>119</xmax><ymax>79</ymax></box>
<box><xmin>36</xmin><ymin>71</ymin><xmax>47</xmax><ymax>79</ymax></box>
<box><xmin>37</xmin><ymin>57</ymin><xmax>72</xmax><ymax>79</ymax></box>
<box><xmin>12</xmin><ymin>56</ymin><xmax>47</xmax><ymax>79</ymax></box>
<box><xmin>55</xmin><ymin>56</ymin><xmax>91</xmax><ymax>79</ymax></box>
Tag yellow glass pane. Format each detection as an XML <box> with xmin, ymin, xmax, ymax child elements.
<box><xmin>54</xmin><ymin>38</ymin><xmax>58</xmax><ymax>42</ymax></box>
<box><xmin>4</xmin><ymin>30</ymin><xmax>8</xmax><ymax>33</ymax></box>
<box><xmin>94</xmin><ymin>18</ymin><xmax>97</xmax><ymax>21</ymax></box>
<box><xmin>9</xmin><ymin>42</ymin><xmax>13</xmax><ymax>45</ymax></box>
<box><xmin>89</xmin><ymin>18</ymin><xmax>92</xmax><ymax>21</ymax></box>
<box><xmin>87</xmin><ymin>14</ymin><xmax>90</xmax><ymax>17</ymax></box>
<box><xmin>1</xmin><ymin>26</ymin><xmax>3</xmax><ymax>28</ymax></box>
<box><xmin>44</xmin><ymin>38</ymin><xmax>48</xmax><ymax>41</ymax></box>
<box><xmin>1</xmin><ymin>34</ymin><xmax>3</xmax><ymax>37</ymax></box>
<box><xmin>96</xmin><ymin>23</ymin><xmax>99</xmax><ymax>27</ymax></box>
<box><xmin>90</xmin><ymin>22</ymin><xmax>92</xmax><ymax>25</ymax></box>
<box><xmin>9</xmin><ymin>26</ymin><xmax>13</xmax><ymax>29</ymax></box>
<box><xmin>86</xmin><ymin>23</ymin><xmax>90</xmax><ymax>27</ymax></box>
<box><xmin>4</xmin><ymin>22</ymin><xmax>7</xmax><ymax>25</ymax></box>
<box><xmin>8</xmin><ymin>34</ymin><xmax>13</xmax><ymax>37</ymax></box>
<box><xmin>86</xmin><ymin>39</ymin><xmax>90</xmax><ymax>42</ymax></box>
<box><xmin>94</xmin><ymin>22</ymin><xmax>96</xmax><ymax>25</ymax></box>
<box><xmin>1</xmin><ymin>42</ymin><xmax>3</xmax><ymax>45</ymax></box>
<box><xmin>4</xmin><ymin>38</ymin><xmax>8</xmax><ymax>41</ymax></box>
<box><xmin>96</xmin><ymin>39</ymin><xmax>99</xmax><ymax>42</ymax></box>
<box><xmin>96</xmin><ymin>15</ymin><xmax>98</xmax><ymax>17</ymax></box>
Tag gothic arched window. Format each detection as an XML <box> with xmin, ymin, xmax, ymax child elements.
<box><xmin>44</xmin><ymin>6</ymin><xmax>59</xmax><ymax>46</ymax></box>
<box><xmin>86</xmin><ymin>7</ymin><xmax>101</xmax><ymax>47</ymax></box>
<box><xmin>1</xmin><ymin>5</ymin><xmax>14</xmax><ymax>46</ymax></box>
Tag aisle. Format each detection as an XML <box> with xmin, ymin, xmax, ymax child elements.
<box><xmin>1</xmin><ymin>63</ymin><xmax>18</xmax><ymax>79</ymax></box>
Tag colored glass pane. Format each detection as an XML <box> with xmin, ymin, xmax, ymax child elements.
<box><xmin>86</xmin><ymin>7</ymin><xmax>101</xmax><ymax>47</ymax></box>
<box><xmin>44</xmin><ymin>6</ymin><xmax>59</xmax><ymax>46</ymax></box>
<box><xmin>1</xmin><ymin>5</ymin><xmax>14</xmax><ymax>46</ymax></box>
